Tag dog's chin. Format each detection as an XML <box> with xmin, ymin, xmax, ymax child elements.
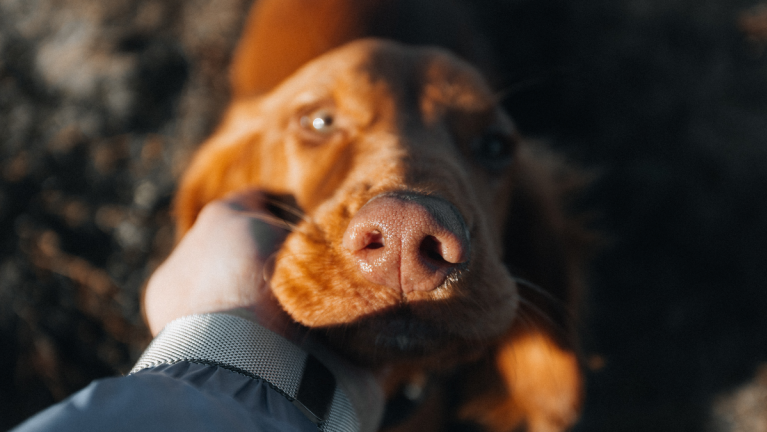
<box><xmin>319</xmin><ymin>307</ymin><xmax>485</xmax><ymax>368</ymax></box>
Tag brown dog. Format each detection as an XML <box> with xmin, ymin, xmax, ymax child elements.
<box><xmin>174</xmin><ymin>1</ymin><xmax>592</xmax><ymax>431</ymax></box>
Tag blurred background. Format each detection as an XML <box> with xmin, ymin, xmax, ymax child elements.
<box><xmin>2</xmin><ymin>0</ymin><xmax>767</xmax><ymax>430</ymax></box>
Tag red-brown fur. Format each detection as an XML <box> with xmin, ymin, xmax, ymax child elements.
<box><xmin>174</xmin><ymin>1</ymin><xmax>592</xmax><ymax>431</ymax></box>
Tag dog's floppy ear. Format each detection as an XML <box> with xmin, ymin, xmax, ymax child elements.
<box><xmin>230</xmin><ymin>0</ymin><xmax>371</xmax><ymax>98</ymax></box>
<box><xmin>229</xmin><ymin>0</ymin><xmax>500</xmax><ymax>98</ymax></box>
<box><xmin>457</xmin><ymin>328</ymin><xmax>583</xmax><ymax>432</ymax></box>
<box><xmin>173</xmin><ymin>107</ymin><xmax>269</xmax><ymax>239</ymax></box>
<box><xmin>458</xmin><ymin>143</ymin><xmax>593</xmax><ymax>432</ymax></box>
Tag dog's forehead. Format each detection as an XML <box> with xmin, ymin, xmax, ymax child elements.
<box><xmin>285</xmin><ymin>39</ymin><xmax>497</xmax><ymax>113</ymax></box>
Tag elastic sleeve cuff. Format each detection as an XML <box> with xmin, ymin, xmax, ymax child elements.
<box><xmin>130</xmin><ymin>313</ymin><xmax>359</xmax><ymax>432</ymax></box>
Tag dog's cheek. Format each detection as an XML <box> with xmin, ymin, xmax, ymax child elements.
<box><xmin>445</xmin><ymin>215</ymin><xmax>518</xmax><ymax>333</ymax></box>
<box><xmin>403</xmin><ymin>252</ymin><xmax>516</xmax><ymax>353</ymax></box>
<box><xmin>175</xmin><ymin>134</ymin><xmax>266</xmax><ymax>237</ymax></box>
<box><xmin>458</xmin><ymin>240</ymin><xmax>518</xmax><ymax>339</ymax></box>
<box><xmin>269</xmin><ymin>230</ymin><xmax>401</xmax><ymax>327</ymax></box>
<box><xmin>268</xmin><ymin>233</ymin><xmax>346</xmax><ymax>326</ymax></box>
<box><xmin>283</xmin><ymin>134</ymin><xmax>356</xmax><ymax>212</ymax></box>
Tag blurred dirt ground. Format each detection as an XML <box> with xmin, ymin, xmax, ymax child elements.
<box><xmin>2</xmin><ymin>0</ymin><xmax>767</xmax><ymax>430</ymax></box>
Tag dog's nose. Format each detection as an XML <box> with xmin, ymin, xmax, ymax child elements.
<box><xmin>342</xmin><ymin>193</ymin><xmax>470</xmax><ymax>294</ymax></box>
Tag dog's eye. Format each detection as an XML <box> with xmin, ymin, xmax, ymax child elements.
<box><xmin>300</xmin><ymin>108</ymin><xmax>336</xmax><ymax>135</ymax></box>
<box><xmin>471</xmin><ymin>131</ymin><xmax>516</xmax><ymax>171</ymax></box>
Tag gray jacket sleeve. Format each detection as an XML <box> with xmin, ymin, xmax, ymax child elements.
<box><xmin>11</xmin><ymin>313</ymin><xmax>359</xmax><ymax>432</ymax></box>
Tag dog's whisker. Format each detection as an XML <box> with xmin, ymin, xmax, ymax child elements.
<box><xmin>245</xmin><ymin>213</ymin><xmax>299</xmax><ymax>231</ymax></box>
<box><xmin>261</xmin><ymin>252</ymin><xmax>278</xmax><ymax>283</ymax></box>
<box><xmin>511</xmin><ymin>276</ymin><xmax>558</xmax><ymax>301</ymax></box>
<box><xmin>516</xmin><ymin>296</ymin><xmax>560</xmax><ymax>326</ymax></box>
<box><xmin>511</xmin><ymin>276</ymin><xmax>574</xmax><ymax>316</ymax></box>
<box><xmin>515</xmin><ymin>297</ymin><xmax>573</xmax><ymax>342</ymax></box>
<box><xmin>265</xmin><ymin>196</ymin><xmax>310</xmax><ymax>223</ymax></box>
<box><xmin>519</xmin><ymin>289</ymin><xmax>579</xmax><ymax>326</ymax></box>
<box><xmin>513</xmin><ymin>309</ymin><xmax>537</xmax><ymax>335</ymax></box>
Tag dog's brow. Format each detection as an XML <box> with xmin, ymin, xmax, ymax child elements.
<box><xmin>291</xmin><ymin>89</ymin><xmax>335</xmax><ymax>107</ymax></box>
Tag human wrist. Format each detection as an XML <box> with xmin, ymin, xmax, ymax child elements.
<box><xmin>133</xmin><ymin>311</ymin><xmax>383</xmax><ymax>432</ymax></box>
<box><xmin>222</xmin><ymin>308</ymin><xmax>385</xmax><ymax>432</ymax></box>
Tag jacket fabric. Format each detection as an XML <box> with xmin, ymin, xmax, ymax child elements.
<box><xmin>12</xmin><ymin>313</ymin><xmax>359</xmax><ymax>432</ymax></box>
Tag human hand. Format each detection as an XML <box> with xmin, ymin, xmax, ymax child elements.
<box><xmin>142</xmin><ymin>190</ymin><xmax>385</xmax><ymax>432</ymax></box>
<box><xmin>143</xmin><ymin>190</ymin><xmax>290</xmax><ymax>336</ymax></box>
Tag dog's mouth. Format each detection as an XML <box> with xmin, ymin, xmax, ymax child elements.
<box><xmin>357</xmin><ymin>308</ymin><xmax>445</xmax><ymax>351</ymax></box>
<box><xmin>320</xmin><ymin>304</ymin><xmax>479</xmax><ymax>366</ymax></box>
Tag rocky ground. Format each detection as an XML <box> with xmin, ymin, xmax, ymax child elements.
<box><xmin>2</xmin><ymin>0</ymin><xmax>767</xmax><ymax>430</ymax></box>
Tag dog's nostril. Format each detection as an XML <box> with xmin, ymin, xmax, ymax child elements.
<box><xmin>419</xmin><ymin>236</ymin><xmax>448</xmax><ymax>264</ymax></box>
<box><xmin>363</xmin><ymin>230</ymin><xmax>384</xmax><ymax>250</ymax></box>
<box><xmin>366</xmin><ymin>241</ymin><xmax>384</xmax><ymax>250</ymax></box>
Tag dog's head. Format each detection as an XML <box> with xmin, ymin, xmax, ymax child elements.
<box><xmin>177</xmin><ymin>39</ymin><xmax>523</xmax><ymax>366</ymax></box>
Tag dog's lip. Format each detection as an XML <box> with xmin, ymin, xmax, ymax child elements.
<box><xmin>361</xmin><ymin>311</ymin><xmax>449</xmax><ymax>353</ymax></box>
<box><xmin>320</xmin><ymin>308</ymin><xmax>465</xmax><ymax>365</ymax></box>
